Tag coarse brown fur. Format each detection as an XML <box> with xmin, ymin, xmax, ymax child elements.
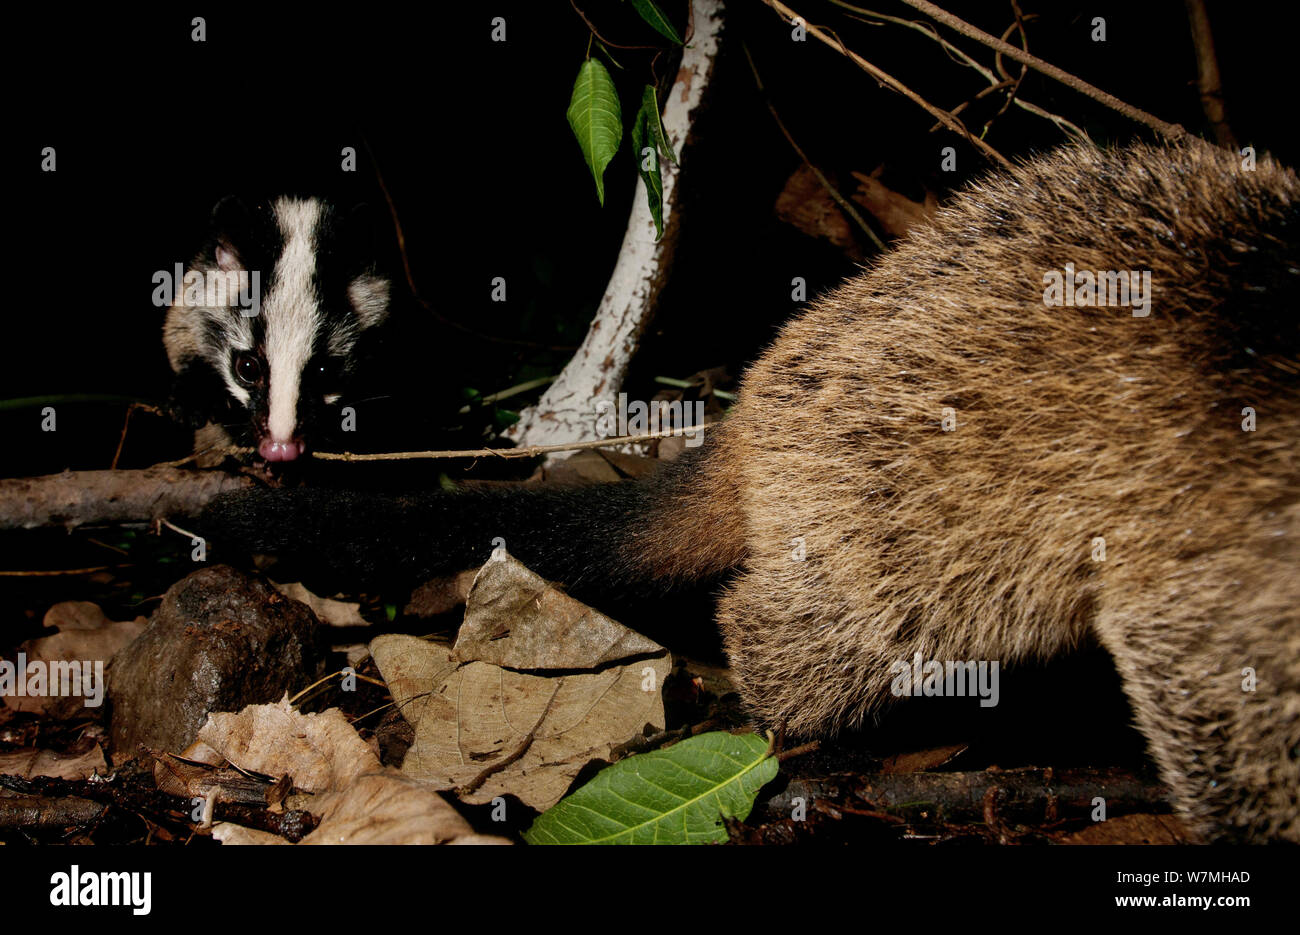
<box><xmin>203</xmin><ymin>139</ymin><xmax>1300</xmax><ymax>841</ymax></box>
<box><xmin>635</xmin><ymin>139</ymin><xmax>1300</xmax><ymax>843</ymax></box>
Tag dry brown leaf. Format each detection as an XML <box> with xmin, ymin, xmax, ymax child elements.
<box><xmin>455</xmin><ymin>552</ymin><xmax>665</xmax><ymax>669</ymax></box>
<box><xmin>43</xmin><ymin>602</ymin><xmax>137</xmax><ymax>631</ymax></box>
<box><xmin>373</xmin><ymin>635</ymin><xmax>669</xmax><ymax>810</ymax></box>
<box><xmin>153</xmin><ymin>753</ymin><xmax>227</xmax><ymax>798</ymax></box>
<box><xmin>374</xmin><ymin>555</ymin><xmax>672</xmax><ymax>812</ymax></box>
<box><xmin>596</xmin><ymin>448</ymin><xmax>658</xmax><ymax>478</ymax></box>
<box><xmin>198</xmin><ymin>697</ymin><xmax>375</xmax><ymax>793</ymax></box>
<box><xmin>3</xmin><ymin>602</ymin><xmax>147</xmax><ymax>714</ymax></box>
<box><xmin>368</xmin><ymin>636</ymin><xmax>460</xmax><ymax>732</ymax></box>
<box><xmin>175</xmin><ymin>739</ymin><xmax>225</xmax><ymax>766</ymax></box>
<box><xmin>274</xmin><ymin>582</ymin><xmax>367</xmax><ymax>627</ymax></box>
<box><xmin>850</xmin><ymin>167</ymin><xmax>939</xmax><ymax>239</ymax></box>
<box><xmin>403</xmin><ymin>570</ymin><xmax>478</xmax><ymax>618</ymax></box>
<box><xmin>1061</xmin><ymin>813</ymin><xmax>1195</xmax><ymax>845</ymax></box>
<box><xmin>199</xmin><ymin>698</ymin><xmax>506</xmax><ymax>844</ymax></box>
<box><xmin>299</xmin><ymin>771</ymin><xmax>511</xmax><ymax>845</ymax></box>
<box><xmin>538</xmin><ymin>449</ymin><xmax>623</xmax><ymax>484</ymax></box>
<box><xmin>879</xmin><ymin>743</ymin><xmax>969</xmax><ymax>774</ymax></box>
<box><xmin>152</xmin><ymin>750</ymin><xmax>279</xmax><ymax>804</ymax></box>
<box><xmin>212</xmin><ymin>825</ymin><xmax>286</xmax><ymax>845</ymax></box>
<box><xmin>775</xmin><ymin>164</ymin><xmax>860</xmax><ymax>257</ymax></box>
<box><xmin>0</xmin><ymin>746</ymin><xmax>109</xmax><ymax>780</ymax></box>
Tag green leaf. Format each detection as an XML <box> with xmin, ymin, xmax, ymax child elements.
<box><xmin>631</xmin><ymin>93</ymin><xmax>665</xmax><ymax>239</ymax></box>
<box><xmin>493</xmin><ymin>408</ymin><xmax>520</xmax><ymax>429</ymax></box>
<box><xmin>567</xmin><ymin>59</ymin><xmax>623</xmax><ymax>206</ymax></box>
<box><xmin>523</xmin><ymin>731</ymin><xmax>778</xmax><ymax>845</ymax></box>
<box><xmin>640</xmin><ymin>84</ymin><xmax>676</xmax><ymax>165</ymax></box>
<box><xmin>627</xmin><ymin>0</ymin><xmax>683</xmax><ymax>44</ymax></box>
<box><xmin>594</xmin><ymin>39</ymin><xmax>624</xmax><ymax>70</ymax></box>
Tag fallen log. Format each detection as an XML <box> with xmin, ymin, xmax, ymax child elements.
<box><xmin>0</xmin><ymin>794</ymin><xmax>105</xmax><ymax>831</ymax></box>
<box><xmin>766</xmin><ymin>766</ymin><xmax>1171</xmax><ymax>825</ymax></box>
<box><xmin>0</xmin><ymin>467</ymin><xmax>252</xmax><ymax>531</ymax></box>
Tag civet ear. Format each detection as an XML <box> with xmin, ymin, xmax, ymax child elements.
<box><xmin>210</xmin><ymin>195</ymin><xmax>254</xmax><ymax>270</ymax></box>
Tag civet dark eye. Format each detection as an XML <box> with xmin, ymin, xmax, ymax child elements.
<box><xmin>234</xmin><ymin>352</ymin><xmax>262</xmax><ymax>385</ymax></box>
<box><xmin>307</xmin><ymin>356</ymin><xmax>333</xmax><ymax>380</ymax></box>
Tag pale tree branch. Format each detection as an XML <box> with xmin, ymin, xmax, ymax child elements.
<box><xmin>505</xmin><ymin>0</ymin><xmax>727</xmax><ymax>458</ymax></box>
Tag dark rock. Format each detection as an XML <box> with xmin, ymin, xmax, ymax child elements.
<box><xmin>109</xmin><ymin>565</ymin><xmax>325</xmax><ymax>757</ymax></box>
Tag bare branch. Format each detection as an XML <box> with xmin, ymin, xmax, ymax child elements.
<box><xmin>835</xmin><ymin>2</ymin><xmax>1088</xmax><ymax>140</ymax></box>
<box><xmin>897</xmin><ymin>0</ymin><xmax>1187</xmax><ymax>140</ymax></box>
<box><xmin>760</xmin><ymin>0</ymin><xmax>1013</xmax><ymax>168</ymax></box>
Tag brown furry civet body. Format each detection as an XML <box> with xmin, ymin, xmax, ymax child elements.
<box><xmin>696</xmin><ymin>141</ymin><xmax>1300</xmax><ymax>842</ymax></box>
<box><xmin>206</xmin><ymin>141</ymin><xmax>1300</xmax><ymax>841</ymax></box>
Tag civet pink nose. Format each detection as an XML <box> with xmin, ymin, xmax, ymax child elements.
<box><xmin>258</xmin><ymin>437</ymin><xmax>305</xmax><ymax>462</ymax></box>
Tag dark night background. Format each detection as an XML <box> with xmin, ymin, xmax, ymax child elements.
<box><xmin>6</xmin><ymin>1</ymin><xmax>1298</xmax><ymax>478</ymax></box>
<box><xmin>2</xmin><ymin>2</ymin><xmax>1297</xmax><ymax>784</ymax></box>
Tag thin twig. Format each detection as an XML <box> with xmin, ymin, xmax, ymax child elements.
<box><xmin>311</xmin><ymin>423</ymin><xmax>717</xmax><ymax>462</ymax></box>
<box><xmin>289</xmin><ymin>669</ymin><xmax>387</xmax><ymax>706</ymax></box>
<box><xmin>939</xmin><ymin>78</ymin><xmax>1013</xmax><ymax>127</ymax></box>
<box><xmin>993</xmin><ymin>5</ymin><xmax>1026</xmax><ymax>82</ymax></box>
<box><xmin>743</xmin><ymin>42</ymin><xmax>886</xmax><ymax>251</ymax></box>
<box><xmin>457</xmin><ymin>375</ymin><xmax>557</xmax><ymax>415</ymax></box>
<box><xmin>833</xmin><ymin>2</ymin><xmax>1088</xmax><ymax>140</ymax></box>
<box><xmin>111</xmin><ymin>405</ymin><xmax>135</xmax><ymax>471</ymax></box>
<box><xmin>761</xmin><ymin>0</ymin><xmax>1013</xmax><ymax>168</ymax></box>
<box><xmin>654</xmin><ymin>375</ymin><xmax>736</xmax><ymax>401</ymax></box>
<box><xmin>145</xmin><ymin>422</ymin><xmax>718</xmax><ymax>470</ymax></box>
<box><xmin>110</xmin><ymin>402</ymin><xmax>164</xmax><ymax>471</ymax></box>
<box><xmin>348</xmin><ymin>701</ymin><xmax>396</xmax><ymax>726</ymax></box>
<box><xmin>897</xmin><ymin>0</ymin><xmax>1186</xmax><ymax>140</ymax></box>
<box><xmin>981</xmin><ymin>6</ymin><xmax>1029</xmax><ymax>137</ymax></box>
<box><xmin>569</xmin><ymin>0</ymin><xmax>662</xmax><ymax>50</ymax></box>
<box><xmin>158</xmin><ymin>517</ymin><xmax>200</xmax><ymax>541</ymax></box>
<box><xmin>777</xmin><ymin>740</ymin><xmax>821</xmax><ymax>761</ymax></box>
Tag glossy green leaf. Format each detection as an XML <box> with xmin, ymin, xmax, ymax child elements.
<box><xmin>631</xmin><ymin>91</ymin><xmax>665</xmax><ymax>238</ymax></box>
<box><xmin>640</xmin><ymin>84</ymin><xmax>676</xmax><ymax>165</ymax></box>
<box><xmin>628</xmin><ymin>0</ymin><xmax>683</xmax><ymax>44</ymax></box>
<box><xmin>567</xmin><ymin>59</ymin><xmax>623</xmax><ymax>205</ymax></box>
<box><xmin>524</xmin><ymin>732</ymin><xmax>778</xmax><ymax>845</ymax></box>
